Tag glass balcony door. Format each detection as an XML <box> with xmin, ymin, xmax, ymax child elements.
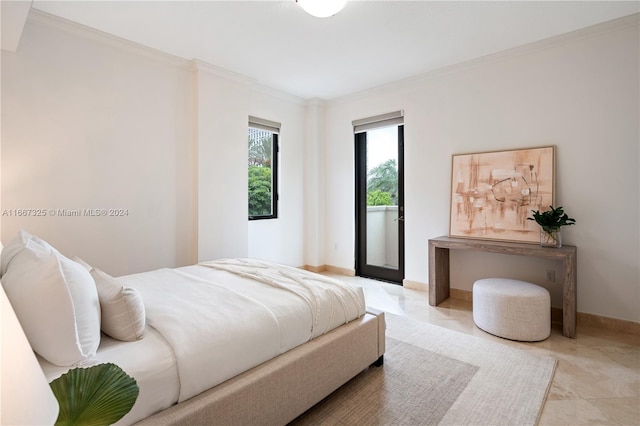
<box><xmin>355</xmin><ymin>125</ymin><xmax>404</xmax><ymax>284</ymax></box>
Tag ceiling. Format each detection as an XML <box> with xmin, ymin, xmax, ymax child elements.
<box><xmin>30</xmin><ymin>1</ymin><xmax>640</xmax><ymax>100</ymax></box>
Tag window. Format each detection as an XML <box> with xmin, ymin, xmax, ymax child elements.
<box><xmin>248</xmin><ymin>116</ymin><xmax>279</xmax><ymax>220</ymax></box>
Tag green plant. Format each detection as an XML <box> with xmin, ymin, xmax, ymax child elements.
<box><xmin>367</xmin><ymin>190</ymin><xmax>393</xmax><ymax>206</ymax></box>
<box><xmin>527</xmin><ymin>206</ymin><xmax>576</xmax><ymax>233</ymax></box>
<box><xmin>367</xmin><ymin>159</ymin><xmax>398</xmax><ymax>205</ymax></box>
<box><xmin>248</xmin><ymin>165</ymin><xmax>272</xmax><ymax>216</ymax></box>
<box><xmin>50</xmin><ymin>363</ymin><xmax>139</xmax><ymax>426</ymax></box>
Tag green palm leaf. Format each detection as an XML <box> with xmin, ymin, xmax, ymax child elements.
<box><xmin>50</xmin><ymin>363</ymin><xmax>139</xmax><ymax>426</ymax></box>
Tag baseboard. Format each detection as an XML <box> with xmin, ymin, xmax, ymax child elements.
<box><xmin>576</xmin><ymin>311</ymin><xmax>640</xmax><ymax>334</ymax></box>
<box><xmin>306</xmin><ymin>268</ymin><xmax>640</xmax><ymax>333</ymax></box>
<box><xmin>301</xmin><ymin>265</ymin><xmax>355</xmax><ymax>276</ymax></box>
<box><xmin>402</xmin><ymin>279</ymin><xmax>428</xmax><ymax>292</ymax></box>
<box><xmin>404</xmin><ymin>281</ymin><xmax>471</xmax><ymax>302</ymax></box>
<box><xmin>450</xmin><ymin>288</ymin><xmax>473</xmax><ymax>302</ymax></box>
<box><xmin>403</xmin><ymin>280</ymin><xmax>639</xmax><ymax>333</ymax></box>
<box><xmin>325</xmin><ymin>265</ymin><xmax>355</xmax><ymax>276</ymax></box>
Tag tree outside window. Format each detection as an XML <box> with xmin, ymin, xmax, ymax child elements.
<box><xmin>367</xmin><ymin>159</ymin><xmax>398</xmax><ymax>206</ymax></box>
<box><xmin>248</xmin><ymin>128</ymin><xmax>278</xmax><ymax>219</ymax></box>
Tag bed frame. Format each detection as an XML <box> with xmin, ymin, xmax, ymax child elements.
<box><xmin>135</xmin><ymin>309</ymin><xmax>385</xmax><ymax>425</ymax></box>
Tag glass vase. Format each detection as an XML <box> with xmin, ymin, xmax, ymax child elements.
<box><xmin>540</xmin><ymin>228</ymin><xmax>562</xmax><ymax>248</ymax></box>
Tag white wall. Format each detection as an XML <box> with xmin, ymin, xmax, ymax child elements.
<box><xmin>195</xmin><ymin>63</ymin><xmax>307</xmax><ymax>265</ymax></box>
<box><xmin>302</xmin><ymin>100</ymin><xmax>327</xmax><ymax>269</ymax></box>
<box><xmin>195</xmin><ymin>62</ymin><xmax>250</xmax><ymax>262</ymax></box>
<box><xmin>324</xmin><ymin>17</ymin><xmax>639</xmax><ymax>322</ymax></box>
<box><xmin>1</xmin><ymin>14</ymin><xmax>196</xmax><ymax>276</ymax></box>
<box><xmin>1</xmin><ymin>11</ymin><xmax>307</xmax><ymax>274</ymax></box>
<box><xmin>247</xmin><ymin>88</ymin><xmax>306</xmax><ymax>266</ymax></box>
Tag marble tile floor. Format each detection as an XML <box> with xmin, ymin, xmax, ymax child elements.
<box><xmin>324</xmin><ymin>273</ymin><xmax>640</xmax><ymax>426</ymax></box>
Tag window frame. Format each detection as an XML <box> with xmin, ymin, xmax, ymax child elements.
<box><xmin>248</xmin><ymin>126</ymin><xmax>279</xmax><ymax>221</ymax></box>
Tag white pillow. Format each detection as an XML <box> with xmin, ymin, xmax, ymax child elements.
<box><xmin>72</xmin><ymin>257</ymin><xmax>146</xmax><ymax>341</ymax></box>
<box><xmin>1</xmin><ymin>231</ymin><xmax>58</xmax><ymax>276</ymax></box>
<box><xmin>0</xmin><ymin>230</ymin><xmax>101</xmax><ymax>366</ymax></box>
<box><xmin>90</xmin><ymin>268</ymin><xmax>146</xmax><ymax>342</ymax></box>
<box><xmin>73</xmin><ymin>256</ymin><xmax>92</xmax><ymax>271</ymax></box>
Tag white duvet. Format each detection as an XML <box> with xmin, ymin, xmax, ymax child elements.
<box><xmin>124</xmin><ymin>259</ymin><xmax>365</xmax><ymax>402</ymax></box>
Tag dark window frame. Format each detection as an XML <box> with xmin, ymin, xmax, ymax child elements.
<box><xmin>354</xmin><ymin>125</ymin><xmax>404</xmax><ymax>284</ymax></box>
<box><xmin>248</xmin><ymin>130</ymin><xmax>279</xmax><ymax>221</ymax></box>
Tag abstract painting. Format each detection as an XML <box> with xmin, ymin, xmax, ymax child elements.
<box><xmin>449</xmin><ymin>146</ymin><xmax>555</xmax><ymax>243</ymax></box>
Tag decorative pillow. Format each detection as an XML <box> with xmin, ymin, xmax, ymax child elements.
<box><xmin>0</xmin><ymin>230</ymin><xmax>101</xmax><ymax>366</ymax></box>
<box><xmin>90</xmin><ymin>268</ymin><xmax>146</xmax><ymax>342</ymax></box>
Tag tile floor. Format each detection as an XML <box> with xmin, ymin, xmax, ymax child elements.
<box><xmin>325</xmin><ymin>274</ymin><xmax>640</xmax><ymax>426</ymax></box>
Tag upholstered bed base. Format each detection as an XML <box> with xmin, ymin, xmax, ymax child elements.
<box><xmin>135</xmin><ymin>310</ymin><xmax>385</xmax><ymax>425</ymax></box>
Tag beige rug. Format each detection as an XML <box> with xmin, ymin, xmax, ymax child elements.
<box><xmin>291</xmin><ymin>314</ymin><xmax>557</xmax><ymax>425</ymax></box>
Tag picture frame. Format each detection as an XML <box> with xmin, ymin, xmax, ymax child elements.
<box><xmin>449</xmin><ymin>145</ymin><xmax>555</xmax><ymax>244</ymax></box>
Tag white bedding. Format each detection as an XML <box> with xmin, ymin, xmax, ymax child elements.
<box><xmin>125</xmin><ymin>259</ymin><xmax>365</xmax><ymax>402</ymax></box>
<box><xmin>39</xmin><ymin>326</ymin><xmax>179</xmax><ymax>426</ymax></box>
<box><xmin>39</xmin><ymin>259</ymin><xmax>365</xmax><ymax>424</ymax></box>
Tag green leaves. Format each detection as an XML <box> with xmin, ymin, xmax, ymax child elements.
<box><xmin>527</xmin><ymin>206</ymin><xmax>576</xmax><ymax>231</ymax></box>
<box><xmin>50</xmin><ymin>363</ymin><xmax>139</xmax><ymax>426</ymax></box>
<box><xmin>367</xmin><ymin>190</ymin><xmax>393</xmax><ymax>206</ymax></box>
<box><xmin>248</xmin><ymin>165</ymin><xmax>272</xmax><ymax>216</ymax></box>
<box><xmin>367</xmin><ymin>159</ymin><xmax>398</xmax><ymax>205</ymax></box>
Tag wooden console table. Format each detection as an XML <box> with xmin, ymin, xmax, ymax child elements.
<box><xmin>428</xmin><ymin>236</ymin><xmax>577</xmax><ymax>338</ymax></box>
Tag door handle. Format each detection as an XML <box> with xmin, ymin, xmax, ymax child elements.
<box><xmin>395</xmin><ymin>216</ymin><xmax>405</xmax><ymax>222</ymax></box>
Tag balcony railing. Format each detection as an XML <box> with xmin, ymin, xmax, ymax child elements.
<box><xmin>366</xmin><ymin>205</ymin><xmax>398</xmax><ymax>269</ymax></box>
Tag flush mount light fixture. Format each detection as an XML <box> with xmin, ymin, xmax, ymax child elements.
<box><xmin>296</xmin><ymin>0</ymin><xmax>346</xmax><ymax>18</ymax></box>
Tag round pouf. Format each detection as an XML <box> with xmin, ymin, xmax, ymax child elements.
<box><xmin>473</xmin><ymin>278</ymin><xmax>551</xmax><ymax>341</ymax></box>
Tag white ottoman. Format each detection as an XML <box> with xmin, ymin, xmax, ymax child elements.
<box><xmin>473</xmin><ymin>278</ymin><xmax>551</xmax><ymax>341</ymax></box>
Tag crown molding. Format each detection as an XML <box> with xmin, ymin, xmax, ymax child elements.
<box><xmin>27</xmin><ymin>8</ymin><xmax>305</xmax><ymax>104</ymax></box>
<box><xmin>192</xmin><ymin>59</ymin><xmax>308</xmax><ymax>105</ymax></box>
<box><xmin>26</xmin><ymin>7</ymin><xmax>638</xmax><ymax>106</ymax></box>
<box><xmin>250</xmin><ymin>81</ymin><xmax>307</xmax><ymax>105</ymax></box>
<box><xmin>27</xmin><ymin>8</ymin><xmax>190</xmax><ymax>69</ymax></box>
<box><xmin>330</xmin><ymin>12</ymin><xmax>640</xmax><ymax>105</ymax></box>
<box><xmin>304</xmin><ymin>98</ymin><xmax>327</xmax><ymax>108</ymax></box>
<box><xmin>191</xmin><ymin>59</ymin><xmax>254</xmax><ymax>86</ymax></box>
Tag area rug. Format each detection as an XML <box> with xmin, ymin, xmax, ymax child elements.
<box><xmin>291</xmin><ymin>313</ymin><xmax>557</xmax><ymax>425</ymax></box>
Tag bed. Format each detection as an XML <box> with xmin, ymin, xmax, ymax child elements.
<box><xmin>1</xmin><ymin>230</ymin><xmax>386</xmax><ymax>425</ymax></box>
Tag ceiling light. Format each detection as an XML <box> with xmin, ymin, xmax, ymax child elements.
<box><xmin>296</xmin><ymin>0</ymin><xmax>346</xmax><ymax>18</ymax></box>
